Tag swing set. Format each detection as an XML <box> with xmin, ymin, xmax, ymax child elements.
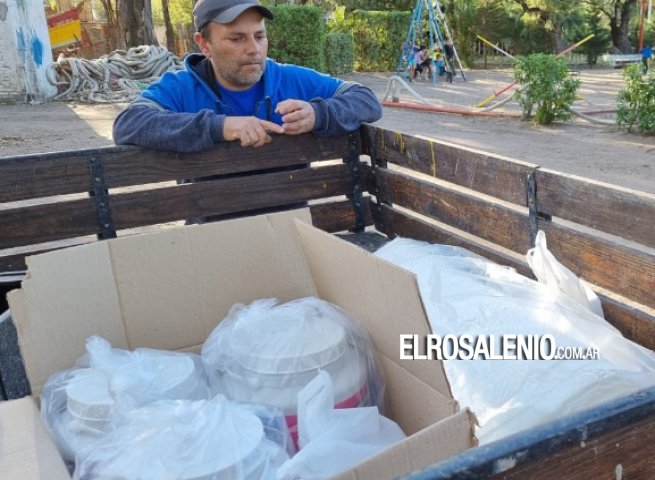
<box><xmin>397</xmin><ymin>0</ymin><xmax>466</xmax><ymax>85</ymax></box>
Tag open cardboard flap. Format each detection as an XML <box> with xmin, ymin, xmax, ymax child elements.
<box><xmin>5</xmin><ymin>209</ymin><xmax>475</xmax><ymax>479</ymax></box>
<box><xmin>0</xmin><ymin>397</ymin><xmax>70</xmax><ymax>480</ymax></box>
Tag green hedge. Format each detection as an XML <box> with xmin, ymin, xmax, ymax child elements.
<box><xmin>346</xmin><ymin>10</ymin><xmax>411</xmax><ymax>71</ymax></box>
<box><xmin>266</xmin><ymin>5</ymin><xmax>409</xmax><ymax>73</ymax></box>
<box><xmin>267</xmin><ymin>5</ymin><xmax>325</xmax><ymax>72</ymax></box>
<box><xmin>617</xmin><ymin>65</ymin><xmax>655</xmax><ymax>134</ymax></box>
<box><xmin>325</xmin><ymin>32</ymin><xmax>354</xmax><ymax>75</ymax></box>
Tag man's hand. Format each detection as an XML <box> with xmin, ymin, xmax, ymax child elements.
<box><xmin>223</xmin><ymin>117</ymin><xmax>284</xmax><ymax>147</ymax></box>
<box><xmin>276</xmin><ymin>99</ymin><xmax>316</xmax><ymax>135</ymax></box>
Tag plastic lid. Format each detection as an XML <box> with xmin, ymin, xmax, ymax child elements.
<box><xmin>230</xmin><ymin>312</ymin><xmax>348</xmax><ymax>374</ymax></box>
<box><xmin>66</xmin><ymin>369</ymin><xmax>113</xmax><ymax>422</ymax></box>
<box><xmin>138</xmin><ymin>351</ymin><xmax>196</xmax><ymax>398</ymax></box>
<box><xmin>185</xmin><ymin>405</ymin><xmax>264</xmax><ymax>480</ymax></box>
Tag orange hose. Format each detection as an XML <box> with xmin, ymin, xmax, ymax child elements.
<box><xmin>382</xmin><ymin>101</ymin><xmax>616</xmax><ymax>118</ymax></box>
<box><xmin>381</xmin><ymin>101</ymin><xmax>521</xmax><ymax>118</ymax></box>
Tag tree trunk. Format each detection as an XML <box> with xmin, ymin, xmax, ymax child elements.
<box><xmin>605</xmin><ymin>0</ymin><xmax>638</xmax><ymax>53</ymax></box>
<box><xmin>99</xmin><ymin>0</ymin><xmax>124</xmax><ymax>50</ymax></box>
<box><xmin>119</xmin><ymin>0</ymin><xmax>159</xmax><ymax>47</ymax></box>
<box><xmin>162</xmin><ymin>0</ymin><xmax>176</xmax><ymax>53</ymax></box>
<box><xmin>548</xmin><ymin>17</ymin><xmax>566</xmax><ymax>53</ymax></box>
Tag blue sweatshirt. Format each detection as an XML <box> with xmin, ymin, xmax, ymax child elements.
<box><xmin>113</xmin><ymin>54</ymin><xmax>382</xmax><ymax>153</ymax></box>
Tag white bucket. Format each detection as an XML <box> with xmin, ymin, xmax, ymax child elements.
<box><xmin>66</xmin><ymin>369</ymin><xmax>113</xmax><ymax>431</ymax></box>
<box><xmin>218</xmin><ymin>312</ymin><xmax>369</xmax><ymax>448</ymax></box>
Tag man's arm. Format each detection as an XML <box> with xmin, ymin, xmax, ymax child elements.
<box><xmin>309</xmin><ymin>81</ymin><xmax>383</xmax><ymax>137</ymax></box>
<box><xmin>113</xmin><ymin>100</ymin><xmax>284</xmax><ymax>152</ymax></box>
<box><xmin>113</xmin><ymin>100</ymin><xmax>224</xmax><ymax>153</ymax></box>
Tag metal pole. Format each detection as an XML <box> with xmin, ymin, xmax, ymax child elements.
<box><xmin>477</xmin><ymin>35</ymin><xmax>515</xmax><ymax>60</ymax></box>
<box><xmin>639</xmin><ymin>0</ymin><xmax>646</xmax><ymax>51</ymax></box>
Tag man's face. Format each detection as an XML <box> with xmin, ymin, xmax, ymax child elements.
<box><xmin>195</xmin><ymin>9</ymin><xmax>268</xmax><ymax>90</ymax></box>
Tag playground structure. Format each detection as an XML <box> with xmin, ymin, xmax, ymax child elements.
<box><xmin>385</xmin><ymin>33</ymin><xmax>615</xmax><ymax>125</ymax></box>
<box><xmin>397</xmin><ymin>0</ymin><xmax>466</xmax><ymax>85</ymax></box>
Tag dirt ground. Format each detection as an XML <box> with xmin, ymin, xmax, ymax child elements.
<box><xmin>1</xmin><ymin>68</ymin><xmax>654</xmax><ymax>194</ymax></box>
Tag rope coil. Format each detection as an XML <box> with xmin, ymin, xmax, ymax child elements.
<box><xmin>47</xmin><ymin>45</ymin><xmax>184</xmax><ymax>103</ymax></box>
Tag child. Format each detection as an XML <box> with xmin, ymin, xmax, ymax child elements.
<box><xmin>433</xmin><ymin>45</ymin><xmax>445</xmax><ymax>76</ymax></box>
<box><xmin>413</xmin><ymin>45</ymin><xmax>431</xmax><ymax>80</ymax></box>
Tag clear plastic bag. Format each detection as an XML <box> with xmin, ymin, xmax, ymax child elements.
<box><xmin>526</xmin><ymin>230</ymin><xmax>605</xmax><ymax>319</ymax></box>
<box><xmin>40</xmin><ymin>336</ymin><xmax>212</xmax><ymax>463</ymax></box>
<box><xmin>375</xmin><ymin>235</ymin><xmax>655</xmax><ymax>444</ymax></box>
<box><xmin>73</xmin><ymin>396</ymin><xmax>289</xmax><ymax>480</ymax></box>
<box><xmin>202</xmin><ymin>297</ymin><xmax>385</xmax><ymax>450</ymax></box>
<box><xmin>276</xmin><ymin>371</ymin><xmax>405</xmax><ymax>480</ymax></box>
<box><xmin>81</xmin><ymin>336</ymin><xmax>211</xmax><ymax>412</ymax></box>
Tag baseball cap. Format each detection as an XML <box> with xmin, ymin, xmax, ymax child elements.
<box><xmin>193</xmin><ymin>0</ymin><xmax>274</xmax><ymax>31</ymax></box>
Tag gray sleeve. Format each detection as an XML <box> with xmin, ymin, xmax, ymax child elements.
<box><xmin>112</xmin><ymin>99</ymin><xmax>226</xmax><ymax>153</ymax></box>
<box><xmin>310</xmin><ymin>81</ymin><xmax>382</xmax><ymax>137</ymax></box>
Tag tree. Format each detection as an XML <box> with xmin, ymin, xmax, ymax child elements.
<box><xmin>98</xmin><ymin>0</ymin><xmax>124</xmax><ymax>50</ymax></box>
<box><xmin>162</xmin><ymin>0</ymin><xmax>176</xmax><ymax>52</ymax></box>
<box><xmin>509</xmin><ymin>0</ymin><xmax>580</xmax><ymax>52</ymax></box>
<box><xmin>447</xmin><ymin>0</ymin><xmax>478</xmax><ymax>67</ymax></box>
<box><xmin>565</xmin><ymin>7</ymin><xmax>611</xmax><ymax>65</ymax></box>
<box><xmin>585</xmin><ymin>0</ymin><xmax>639</xmax><ymax>52</ymax></box>
<box><xmin>118</xmin><ymin>0</ymin><xmax>159</xmax><ymax>47</ymax></box>
<box><xmin>477</xmin><ymin>0</ymin><xmax>515</xmax><ymax>67</ymax></box>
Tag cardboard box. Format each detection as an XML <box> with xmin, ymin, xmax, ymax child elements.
<box><xmin>2</xmin><ymin>210</ymin><xmax>476</xmax><ymax>479</ymax></box>
<box><xmin>0</xmin><ymin>398</ymin><xmax>70</xmax><ymax>480</ymax></box>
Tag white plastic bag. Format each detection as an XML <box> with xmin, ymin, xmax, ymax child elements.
<box><xmin>202</xmin><ymin>297</ymin><xmax>385</xmax><ymax>450</ymax></box>
<box><xmin>73</xmin><ymin>396</ymin><xmax>289</xmax><ymax>480</ymax></box>
<box><xmin>276</xmin><ymin>371</ymin><xmax>405</xmax><ymax>480</ymax></box>
<box><xmin>82</xmin><ymin>336</ymin><xmax>211</xmax><ymax>411</ymax></box>
<box><xmin>527</xmin><ymin>230</ymin><xmax>604</xmax><ymax>319</ymax></box>
<box><xmin>40</xmin><ymin>336</ymin><xmax>212</xmax><ymax>463</ymax></box>
<box><xmin>375</xmin><ymin>235</ymin><xmax>655</xmax><ymax>444</ymax></box>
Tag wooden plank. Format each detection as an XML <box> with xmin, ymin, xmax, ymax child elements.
<box><xmin>373</xmin><ymin>202</ymin><xmax>533</xmax><ymax>277</ymax></box>
<box><xmin>406</xmin><ymin>386</ymin><xmax>655</xmax><ymax>479</ymax></box>
<box><xmin>361</xmin><ymin>124</ymin><xmax>536</xmax><ymax>206</ymax></box>
<box><xmin>536</xmin><ymin>169</ymin><xmax>655</xmax><ymax>249</ymax></box>
<box><xmin>310</xmin><ymin>198</ymin><xmax>373</xmax><ymax>233</ymax></box>
<box><xmin>102</xmin><ymin>133</ymin><xmax>352</xmax><ymax>189</ymax></box>
<box><xmin>540</xmin><ymin>221</ymin><xmax>655</xmax><ymax>311</ymax></box>
<box><xmin>374</xmin><ymin>203</ymin><xmax>655</xmax><ymax>349</ymax></box>
<box><xmin>599</xmin><ymin>292</ymin><xmax>655</xmax><ymax>352</ymax></box>
<box><xmin>361</xmin><ymin>125</ymin><xmax>655</xmax><ymax>248</ymax></box>
<box><xmin>375</xmin><ymin>169</ymin><xmax>655</xmax><ymax>309</ymax></box>
<box><xmin>110</xmin><ymin>164</ymin><xmax>353</xmax><ymax>229</ymax></box>
<box><xmin>0</xmin><ymin>198</ymin><xmax>100</xmax><ymax>250</ymax></box>
<box><xmin>375</xmin><ymin>168</ymin><xmax>533</xmax><ymax>255</ymax></box>
<box><xmin>0</xmin><ymin>151</ymin><xmax>92</xmax><ymax>203</ymax></box>
<box><xmin>0</xmin><ymin>199</ymin><xmax>371</xmax><ymax>274</ymax></box>
<box><xmin>0</xmin><ymin>134</ymin><xmax>351</xmax><ymax>203</ymax></box>
<box><xmin>0</xmin><ymin>238</ymin><xmax>97</xmax><ymax>275</ymax></box>
<box><xmin>485</xmin><ymin>410</ymin><xmax>655</xmax><ymax>479</ymax></box>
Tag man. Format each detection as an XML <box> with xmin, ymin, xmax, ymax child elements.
<box><xmin>113</xmin><ymin>0</ymin><xmax>382</xmax><ymax>153</ymax></box>
<box><xmin>443</xmin><ymin>39</ymin><xmax>455</xmax><ymax>83</ymax></box>
<box><xmin>641</xmin><ymin>44</ymin><xmax>653</xmax><ymax>73</ymax></box>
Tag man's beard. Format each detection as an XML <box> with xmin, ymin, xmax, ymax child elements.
<box><xmin>215</xmin><ymin>56</ymin><xmax>266</xmax><ymax>88</ymax></box>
